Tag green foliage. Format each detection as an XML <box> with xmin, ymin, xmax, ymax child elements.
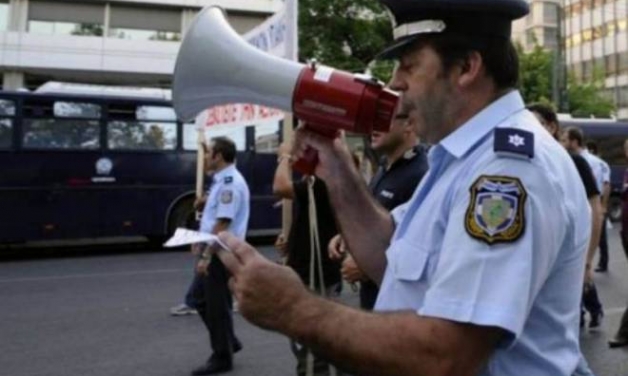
<box><xmin>516</xmin><ymin>42</ymin><xmax>615</xmax><ymax>118</ymax></box>
<box><xmin>567</xmin><ymin>70</ymin><xmax>615</xmax><ymax>118</ymax></box>
<box><xmin>298</xmin><ymin>0</ymin><xmax>392</xmax><ymax>76</ymax></box>
<box><xmin>516</xmin><ymin>42</ymin><xmax>553</xmax><ymax>105</ymax></box>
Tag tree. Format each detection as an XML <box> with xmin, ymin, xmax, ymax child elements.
<box><xmin>567</xmin><ymin>70</ymin><xmax>615</xmax><ymax>118</ymax></box>
<box><xmin>516</xmin><ymin>42</ymin><xmax>615</xmax><ymax>118</ymax></box>
<box><xmin>516</xmin><ymin>42</ymin><xmax>553</xmax><ymax>105</ymax></box>
<box><xmin>298</xmin><ymin>0</ymin><xmax>393</xmax><ymax>82</ymax></box>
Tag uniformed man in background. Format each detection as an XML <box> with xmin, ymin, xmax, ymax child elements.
<box><xmin>191</xmin><ymin>136</ymin><xmax>249</xmax><ymax>375</ymax></box>
<box><xmin>214</xmin><ymin>1</ymin><xmax>592</xmax><ymax>375</ymax></box>
<box><xmin>329</xmin><ymin>110</ymin><xmax>428</xmax><ymax>310</ymax></box>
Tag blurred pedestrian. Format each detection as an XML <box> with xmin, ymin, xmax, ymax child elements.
<box><xmin>329</xmin><ymin>110</ymin><xmax>428</xmax><ymax>310</ymax></box>
<box><xmin>272</xmin><ymin>137</ymin><xmax>342</xmax><ymax>376</ymax></box>
<box><xmin>190</xmin><ymin>137</ymin><xmax>249</xmax><ymax>375</ymax></box>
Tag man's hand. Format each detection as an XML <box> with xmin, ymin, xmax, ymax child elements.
<box><xmin>328</xmin><ymin>234</ymin><xmax>346</xmax><ymax>260</ymax></box>
<box><xmin>293</xmin><ymin>124</ymin><xmax>357</xmax><ymax>184</ymax></box>
<box><xmin>196</xmin><ymin>258</ymin><xmax>210</xmax><ymax>275</ymax></box>
<box><xmin>278</xmin><ymin>140</ymin><xmax>293</xmax><ymax>157</ymax></box>
<box><xmin>341</xmin><ymin>255</ymin><xmax>367</xmax><ymax>284</ymax></box>
<box><xmin>194</xmin><ymin>195</ymin><xmax>207</xmax><ymax>211</ymax></box>
<box><xmin>191</xmin><ymin>242</ymin><xmax>204</xmax><ymax>256</ymax></box>
<box><xmin>274</xmin><ymin>233</ymin><xmax>288</xmax><ymax>258</ymax></box>
<box><xmin>216</xmin><ymin>232</ymin><xmax>310</xmax><ymax>331</ymax></box>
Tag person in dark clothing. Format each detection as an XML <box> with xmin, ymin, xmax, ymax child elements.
<box><xmin>608</xmin><ymin>139</ymin><xmax>628</xmax><ymax>348</ymax></box>
<box><xmin>273</xmin><ymin>139</ymin><xmax>342</xmax><ymax>376</ymax></box>
<box><xmin>329</xmin><ymin>111</ymin><xmax>428</xmax><ymax>310</ymax></box>
<box><xmin>528</xmin><ymin>104</ymin><xmax>604</xmax><ymax>329</ymax></box>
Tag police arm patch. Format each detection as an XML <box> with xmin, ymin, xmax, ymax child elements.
<box><xmin>464</xmin><ymin>175</ymin><xmax>527</xmax><ymax>245</ymax></box>
<box><xmin>220</xmin><ymin>190</ymin><xmax>233</xmax><ymax>204</ymax></box>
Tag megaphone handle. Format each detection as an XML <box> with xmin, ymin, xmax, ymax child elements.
<box><xmin>292</xmin><ymin>147</ymin><xmax>318</xmax><ymax>176</ymax></box>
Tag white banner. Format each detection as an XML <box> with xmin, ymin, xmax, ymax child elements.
<box><xmin>195</xmin><ymin>1</ymin><xmax>297</xmax><ymax>132</ymax></box>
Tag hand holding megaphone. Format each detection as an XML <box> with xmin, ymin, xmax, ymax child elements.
<box><xmin>173</xmin><ymin>6</ymin><xmax>398</xmax><ymax>175</ymax></box>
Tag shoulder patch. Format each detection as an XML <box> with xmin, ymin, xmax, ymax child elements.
<box><xmin>465</xmin><ymin>175</ymin><xmax>527</xmax><ymax>245</ymax></box>
<box><xmin>220</xmin><ymin>190</ymin><xmax>233</xmax><ymax>204</ymax></box>
<box><xmin>224</xmin><ymin>176</ymin><xmax>233</xmax><ymax>184</ymax></box>
<box><xmin>494</xmin><ymin>128</ymin><xmax>534</xmax><ymax>159</ymax></box>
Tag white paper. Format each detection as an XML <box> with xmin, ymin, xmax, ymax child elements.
<box><xmin>163</xmin><ymin>228</ymin><xmax>229</xmax><ymax>251</ymax></box>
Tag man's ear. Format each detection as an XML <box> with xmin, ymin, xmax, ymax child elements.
<box><xmin>458</xmin><ymin>51</ymin><xmax>484</xmax><ymax>88</ymax></box>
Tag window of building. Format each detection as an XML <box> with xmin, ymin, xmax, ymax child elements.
<box><xmin>620</xmin><ymin>52</ymin><xmax>628</xmax><ymax>73</ymax></box>
<box><xmin>582</xmin><ymin>29</ymin><xmax>593</xmax><ymax>42</ymax></box>
<box><xmin>0</xmin><ymin>1</ymin><xmax>9</xmax><ymax>31</ymax></box>
<box><xmin>109</xmin><ymin>5</ymin><xmax>181</xmax><ymax>41</ymax></box>
<box><xmin>543</xmin><ymin>3</ymin><xmax>559</xmax><ymax>24</ymax></box>
<box><xmin>618</xmin><ymin>86</ymin><xmax>628</xmax><ymax>108</ymax></box>
<box><xmin>619</xmin><ymin>19</ymin><xmax>627</xmax><ymax>32</ymax></box>
<box><xmin>27</xmin><ymin>1</ymin><xmax>104</xmax><ymax>36</ymax></box>
<box><xmin>544</xmin><ymin>27</ymin><xmax>558</xmax><ymax>47</ymax></box>
<box><xmin>526</xmin><ymin>30</ymin><xmax>537</xmax><ymax>46</ymax></box>
<box><xmin>606</xmin><ymin>54</ymin><xmax>618</xmax><ymax>74</ymax></box>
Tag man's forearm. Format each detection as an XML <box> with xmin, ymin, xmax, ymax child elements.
<box><xmin>284</xmin><ymin>294</ymin><xmax>490</xmax><ymax>376</ymax></box>
<box><xmin>586</xmin><ymin>197</ymin><xmax>603</xmax><ymax>265</ymax></box>
<box><xmin>325</xmin><ymin>168</ymin><xmax>393</xmax><ymax>284</ymax></box>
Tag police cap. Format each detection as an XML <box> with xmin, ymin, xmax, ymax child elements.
<box><xmin>377</xmin><ymin>0</ymin><xmax>530</xmax><ymax>59</ymax></box>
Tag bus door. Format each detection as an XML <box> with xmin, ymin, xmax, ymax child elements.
<box><xmin>18</xmin><ymin>98</ymin><xmax>103</xmax><ymax>241</ymax></box>
<box><xmin>100</xmin><ymin>102</ymin><xmax>182</xmax><ymax>238</ymax></box>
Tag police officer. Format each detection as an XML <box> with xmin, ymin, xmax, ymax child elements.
<box><xmin>191</xmin><ymin>136</ymin><xmax>249</xmax><ymax>375</ymax></box>
<box><xmin>330</xmin><ymin>111</ymin><xmax>428</xmax><ymax>309</ymax></box>
<box><xmin>215</xmin><ymin>1</ymin><xmax>591</xmax><ymax>375</ymax></box>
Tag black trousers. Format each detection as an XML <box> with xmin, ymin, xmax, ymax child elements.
<box><xmin>598</xmin><ymin>216</ymin><xmax>609</xmax><ymax>269</ymax></box>
<box><xmin>194</xmin><ymin>257</ymin><xmax>237</xmax><ymax>362</ymax></box>
<box><xmin>582</xmin><ymin>282</ymin><xmax>603</xmax><ymax>316</ymax></box>
<box><xmin>359</xmin><ymin>280</ymin><xmax>379</xmax><ymax>311</ymax></box>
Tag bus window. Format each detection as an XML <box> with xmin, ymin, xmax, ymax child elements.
<box><xmin>22</xmin><ymin>101</ymin><xmax>101</xmax><ymax>150</ymax></box>
<box><xmin>0</xmin><ymin>119</ymin><xmax>11</xmax><ymax>149</ymax></box>
<box><xmin>107</xmin><ymin>104</ymin><xmax>177</xmax><ymax>151</ymax></box>
<box><xmin>588</xmin><ymin>135</ymin><xmax>626</xmax><ymax>166</ymax></box>
<box><xmin>183</xmin><ymin>123</ymin><xmax>246</xmax><ymax>151</ymax></box>
<box><xmin>0</xmin><ymin>99</ymin><xmax>15</xmax><ymax>149</ymax></box>
<box><xmin>107</xmin><ymin>121</ymin><xmax>176</xmax><ymax>151</ymax></box>
<box><xmin>254</xmin><ymin>120</ymin><xmax>280</xmax><ymax>153</ymax></box>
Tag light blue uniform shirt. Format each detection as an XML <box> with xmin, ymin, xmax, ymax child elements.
<box><xmin>376</xmin><ymin>91</ymin><xmax>591</xmax><ymax>376</ymax></box>
<box><xmin>200</xmin><ymin>164</ymin><xmax>250</xmax><ymax>239</ymax></box>
<box><xmin>580</xmin><ymin>150</ymin><xmax>610</xmax><ymax>192</ymax></box>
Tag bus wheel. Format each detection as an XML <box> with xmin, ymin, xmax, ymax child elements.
<box><xmin>164</xmin><ymin>198</ymin><xmax>197</xmax><ymax>249</ymax></box>
<box><xmin>609</xmin><ymin>195</ymin><xmax>622</xmax><ymax>223</ymax></box>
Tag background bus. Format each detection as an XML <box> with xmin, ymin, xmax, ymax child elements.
<box><xmin>0</xmin><ymin>84</ymin><xmax>281</xmax><ymax>246</ymax></box>
<box><xmin>562</xmin><ymin>119</ymin><xmax>628</xmax><ymax>223</ymax></box>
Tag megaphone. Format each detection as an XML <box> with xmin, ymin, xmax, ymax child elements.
<box><xmin>173</xmin><ymin>6</ymin><xmax>398</xmax><ymax>174</ymax></box>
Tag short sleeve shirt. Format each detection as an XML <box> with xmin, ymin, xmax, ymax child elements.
<box><xmin>376</xmin><ymin>91</ymin><xmax>590</xmax><ymax>376</ymax></box>
<box><xmin>200</xmin><ymin>164</ymin><xmax>250</xmax><ymax>239</ymax></box>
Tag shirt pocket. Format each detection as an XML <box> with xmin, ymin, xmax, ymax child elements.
<box><xmin>387</xmin><ymin>238</ymin><xmax>431</xmax><ymax>283</ymax></box>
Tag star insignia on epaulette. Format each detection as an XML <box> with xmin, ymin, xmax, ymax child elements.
<box><xmin>465</xmin><ymin>175</ymin><xmax>527</xmax><ymax>245</ymax></box>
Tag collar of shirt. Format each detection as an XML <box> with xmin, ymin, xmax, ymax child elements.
<box><xmin>213</xmin><ymin>164</ymin><xmax>236</xmax><ymax>183</ymax></box>
<box><xmin>438</xmin><ymin>90</ymin><xmax>526</xmax><ymax>160</ymax></box>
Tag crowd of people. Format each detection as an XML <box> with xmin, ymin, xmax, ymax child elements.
<box><xmin>166</xmin><ymin>0</ymin><xmax>628</xmax><ymax>375</ymax></box>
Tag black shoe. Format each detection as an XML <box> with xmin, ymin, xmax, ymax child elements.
<box><xmin>191</xmin><ymin>359</ymin><xmax>233</xmax><ymax>375</ymax></box>
<box><xmin>608</xmin><ymin>337</ymin><xmax>628</xmax><ymax>348</ymax></box>
<box><xmin>595</xmin><ymin>266</ymin><xmax>607</xmax><ymax>272</ymax></box>
<box><xmin>589</xmin><ymin>311</ymin><xmax>604</xmax><ymax>328</ymax></box>
<box><xmin>233</xmin><ymin>339</ymin><xmax>243</xmax><ymax>354</ymax></box>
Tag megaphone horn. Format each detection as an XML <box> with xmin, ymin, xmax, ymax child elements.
<box><xmin>173</xmin><ymin>6</ymin><xmax>399</xmax><ymax>174</ymax></box>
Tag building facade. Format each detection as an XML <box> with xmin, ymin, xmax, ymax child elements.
<box><xmin>513</xmin><ymin>0</ymin><xmax>628</xmax><ymax>120</ymax></box>
<box><xmin>0</xmin><ymin>0</ymin><xmax>282</xmax><ymax>90</ymax></box>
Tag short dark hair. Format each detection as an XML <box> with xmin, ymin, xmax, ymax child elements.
<box><xmin>527</xmin><ymin>103</ymin><xmax>558</xmax><ymax>125</ymax></box>
<box><xmin>211</xmin><ymin>136</ymin><xmax>236</xmax><ymax>163</ymax></box>
<box><xmin>564</xmin><ymin>127</ymin><xmax>585</xmax><ymax>147</ymax></box>
<box><xmin>413</xmin><ymin>33</ymin><xmax>519</xmax><ymax>90</ymax></box>
<box><xmin>586</xmin><ymin>141</ymin><xmax>598</xmax><ymax>154</ymax></box>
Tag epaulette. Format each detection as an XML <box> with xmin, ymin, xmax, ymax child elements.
<box><xmin>494</xmin><ymin>128</ymin><xmax>534</xmax><ymax>159</ymax></box>
<box><xmin>224</xmin><ymin>176</ymin><xmax>233</xmax><ymax>184</ymax></box>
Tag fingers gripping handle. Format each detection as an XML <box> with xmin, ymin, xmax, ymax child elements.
<box><xmin>292</xmin><ymin>124</ymin><xmax>339</xmax><ymax>176</ymax></box>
